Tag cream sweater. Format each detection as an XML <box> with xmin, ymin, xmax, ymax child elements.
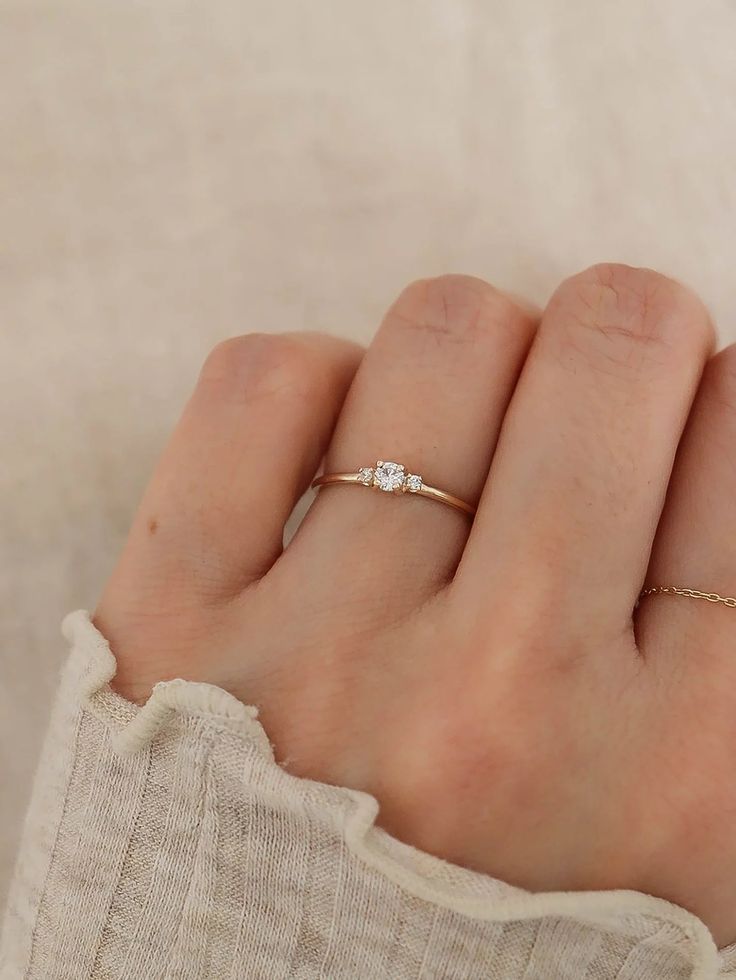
<box><xmin>1</xmin><ymin>612</ymin><xmax>735</xmax><ymax>979</ymax></box>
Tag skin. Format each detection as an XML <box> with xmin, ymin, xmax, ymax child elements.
<box><xmin>94</xmin><ymin>263</ymin><xmax>736</xmax><ymax>947</ymax></box>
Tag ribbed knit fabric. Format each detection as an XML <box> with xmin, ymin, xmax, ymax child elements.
<box><xmin>2</xmin><ymin>612</ymin><xmax>736</xmax><ymax>979</ymax></box>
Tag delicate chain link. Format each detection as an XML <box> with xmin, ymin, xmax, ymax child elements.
<box><xmin>638</xmin><ymin>586</ymin><xmax>736</xmax><ymax>608</ymax></box>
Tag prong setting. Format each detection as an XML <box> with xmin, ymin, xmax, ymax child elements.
<box><xmin>365</xmin><ymin>461</ymin><xmax>423</xmax><ymax>494</ymax></box>
<box><xmin>373</xmin><ymin>461</ymin><xmax>406</xmax><ymax>493</ymax></box>
<box><xmin>312</xmin><ymin>460</ymin><xmax>475</xmax><ymax>517</ymax></box>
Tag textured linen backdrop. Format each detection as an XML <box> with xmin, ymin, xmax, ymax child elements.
<box><xmin>1</xmin><ymin>0</ymin><xmax>735</xmax><ymax>902</ymax></box>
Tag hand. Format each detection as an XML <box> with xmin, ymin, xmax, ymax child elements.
<box><xmin>94</xmin><ymin>265</ymin><xmax>736</xmax><ymax>946</ymax></box>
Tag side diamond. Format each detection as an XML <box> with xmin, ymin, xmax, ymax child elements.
<box><xmin>357</xmin><ymin>466</ymin><xmax>374</xmax><ymax>485</ymax></box>
<box><xmin>405</xmin><ymin>473</ymin><xmax>422</xmax><ymax>492</ymax></box>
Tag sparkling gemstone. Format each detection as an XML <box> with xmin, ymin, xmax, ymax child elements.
<box><xmin>374</xmin><ymin>460</ymin><xmax>405</xmax><ymax>492</ymax></box>
<box><xmin>357</xmin><ymin>466</ymin><xmax>374</xmax><ymax>485</ymax></box>
<box><xmin>405</xmin><ymin>473</ymin><xmax>422</xmax><ymax>492</ymax></box>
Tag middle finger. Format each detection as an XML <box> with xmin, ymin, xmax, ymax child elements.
<box><xmin>459</xmin><ymin>263</ymin><xmax>713</xmax><ymax>633</ymax></box>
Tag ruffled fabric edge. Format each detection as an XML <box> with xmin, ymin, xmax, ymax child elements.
<box><xmin>62</xmin><ymin>608</ymin><xmax>727</xmax><ymax>980</ymax></box>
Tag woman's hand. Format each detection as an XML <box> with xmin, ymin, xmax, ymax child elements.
<box><xmin>94</xmin><ymin>265</ymin><xmax>736</xmax><ymax>946</ymax></box>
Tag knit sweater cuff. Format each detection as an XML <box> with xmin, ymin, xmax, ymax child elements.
<box><xmin>1</xmin><ymin>610</ymin><xmax>733</xmax><ymax>979</ymax></box>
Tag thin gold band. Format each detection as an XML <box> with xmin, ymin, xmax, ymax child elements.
<box><xmin>311</xmin><ymin>461</ymin><xmax>475</xmax><ymax>518</ymax></box>
<box><xmin>638</xmin><ymin>586</ymin><xmax>736</xmax><ymax>609</ymax></box>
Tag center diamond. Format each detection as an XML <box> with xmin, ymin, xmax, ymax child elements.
<box><xmin>374</xmin><ymin>460</ymin><xmax>405</xmax><ymax>492</ymax></box>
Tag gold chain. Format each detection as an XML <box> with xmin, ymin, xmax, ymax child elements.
<box><xmin>638</xmin><ymin>586</ymin><xmax>736</xmax><ymax>609</ymax></box>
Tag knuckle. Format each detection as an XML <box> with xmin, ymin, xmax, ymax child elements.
<box><xmin>550</xmin><ymin>263</ymin><xmax>713</xmax><ymax>374</ymax></box>
<box><xmin>392</xmin><ymin>274</ymin><xmax>526</xmax><ymax>345</ymax></box>
<box><xmin>199</xmin><ymin>333</ymin><xmax>315</xmax><ymax>403</ymax></box>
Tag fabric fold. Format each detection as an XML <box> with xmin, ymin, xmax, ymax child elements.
<box><xmin>1</xmin><ymin>610</ymin><xmax>733</xmax><ymax>979</ymax></box>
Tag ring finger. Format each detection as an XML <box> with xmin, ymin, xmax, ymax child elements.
<box><xmin>283</xmin><ymin>274</ymin><xmax>538</xmax><ymax>614</ymax></box>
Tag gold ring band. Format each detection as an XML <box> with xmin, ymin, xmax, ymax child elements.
<box><xmin>638</xmin><ymin>586</ymin><xmax>736</xmax><ymax>609</ymax></box>
<box><xmin>311</xmin><ymin>460</ymin><xmax>476</xmax><ymax>518</ymax></box>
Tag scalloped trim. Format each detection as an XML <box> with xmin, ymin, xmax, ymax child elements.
<box><xmin>61</xmin><ymin>609</ymin><xmax>725</xmax><ymax>978</ymax></box>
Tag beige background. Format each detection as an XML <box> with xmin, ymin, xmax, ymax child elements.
<box><xmin>2</xmin><ymin>0</ymin><xmax>735</xmax><ymax>903</ymax></box>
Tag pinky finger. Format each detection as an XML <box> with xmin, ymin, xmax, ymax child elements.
<box><xmin>96</xmin><ymin>331</ymin><xmax>362</xmax><ymax>619</ymax></box>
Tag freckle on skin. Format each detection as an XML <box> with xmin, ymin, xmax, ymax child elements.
<box><xmin>148</xmin><ymin>518</ymin><xmax>158</xmax><ymax>535</ymax></box>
